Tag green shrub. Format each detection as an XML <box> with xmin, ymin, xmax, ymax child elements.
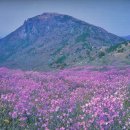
<box><xmin>98</xmin><ymin>51</ymin><xmax>105</xmax><ymax>58</ymax></box>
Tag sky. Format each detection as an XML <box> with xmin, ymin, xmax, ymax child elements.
<box><xmin>0</xmin><ymin>0</ymin><xmax>130</xmax><ymax>38</ymax></box>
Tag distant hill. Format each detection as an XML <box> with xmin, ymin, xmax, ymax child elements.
<box><xmin>123</xmin><ymin>35</ymin><xmax>130</xmax><ymax>41</ymax></box>
<box><xmin>0</xmin><ymin>13</ymin><xmax>126</xmax><ymax>71</ymax></box>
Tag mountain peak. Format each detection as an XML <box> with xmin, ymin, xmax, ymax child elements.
<box><xmin>38</xmin><ymin>12</ymin><xmax>67</xmax><ymax>18</ymax></box>
<box><xmin>31</xmin><ymin>12</ymin><xmax>63</xmax><ymax>20</ymax></box>
<box><xmin>26</xmin><ymin>12</ymin><xmax>73</xmax><ymax>22</ymax></box>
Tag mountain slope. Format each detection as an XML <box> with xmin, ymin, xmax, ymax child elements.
<box><xmin>90</xmin><ymin>41</ymin><xmax>130</xmax><ymax>66</ymax></box>
<box><xmin>0</xmin><ymin>13</ymin><xmax>126</xmax><ymax>71</ymax></box>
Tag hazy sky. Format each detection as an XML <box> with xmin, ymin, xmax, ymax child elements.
<box><xmin>0</xmin><ymin>0</ymin><xmax>130</xmax><ymax>38</ymax></box>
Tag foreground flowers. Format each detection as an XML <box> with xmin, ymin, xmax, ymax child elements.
<box><xmin>0</xmin><ymin>66</ymin><xmax>130</xmax><ymax>130</ymax></box>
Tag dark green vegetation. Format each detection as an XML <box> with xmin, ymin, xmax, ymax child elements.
<box><xmin>0</xmin><ymin>13</ymin><xmax>129</xmax><ymax>71</ymax></box>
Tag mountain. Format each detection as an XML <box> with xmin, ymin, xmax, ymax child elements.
<box><xmin>123</xmin><ymin>35</ymin><xmax>130</xmax><ymax>41</ymax></box>
<box><xmin>0</xmin><ymin>13</ymin><xmax>126</xmax><ymax>71</ymax></box>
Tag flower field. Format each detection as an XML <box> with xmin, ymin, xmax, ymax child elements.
<box><xmin>0</xmin><ymin>66</ymin><xmax>130</xmax><ymax>130</ymax></box>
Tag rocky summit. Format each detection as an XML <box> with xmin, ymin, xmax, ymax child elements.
<box><xmin>0</xmin><ymin>13</ymin><xmax>127</xmax><ymax>71</ymax></box>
